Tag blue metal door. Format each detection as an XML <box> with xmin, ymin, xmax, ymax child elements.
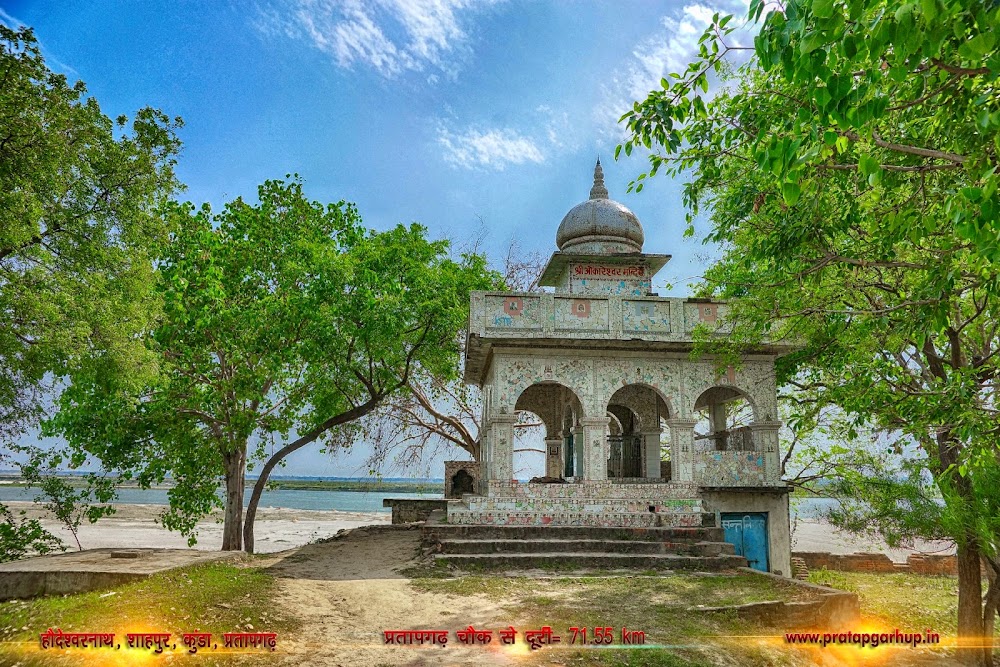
<box><xmin>721</xmin><ymin>512</ymin><xmax>769</xmax><ymax>572</ymax></box>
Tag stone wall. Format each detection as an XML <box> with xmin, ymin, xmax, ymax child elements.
<box><xmin>793</xmin><ymin>551</ymin><xmax>964</xmax><ymax>575</ymax></box>
<box><xmin>694</xmin><ymin>568</ymin><xmax>860</xmax><ymax>627</ymax></box>
<box><xmin>382</xmin><ymin>499</ymin><xmax>449</xmax><ymax>524</ymax></box>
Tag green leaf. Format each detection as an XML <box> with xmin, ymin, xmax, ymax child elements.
<box><xmin>959</xmin><ymin>33</ymin><xmax>995</xmax><ymax>59</ymax></box>
<box><xmin>812</xmin><ymin>0</ymin><xmax>834</xmax><ymax>19</ymax></box>
<box><xmin>782</xmin><ymin>181</ymin><xmax>801</xmax><ymax>205</ymax></box>
<box><xmin>859</xmin><ymin>154</ymin><xmax>880</xmax><ymax>176</ymax></box>
<box><xmin>801</xmin><ymin>32</ymin><xmax>827</xmax><ymax>54</ymax></box>
<box><xmin>815</xmin><ymin>86</ymin><xmax>832</xmax><ymax>109</ymax></box>
<box><xmin>961</xmin><ymin>187</ymin><xmax>983</xmax><ymax>203</ymax></box>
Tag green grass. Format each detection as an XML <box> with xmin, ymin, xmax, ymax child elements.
<box><xmin>806</xmin><ymin>569</ymin><xmax>999</xmax><ymax>639</ymax></box>
<box><xmin>408</xmin><ymin>570</ymin><xmax>1000</xmax><ymax>665</ymax></box>
<box><xmin>0</xmin><ymin>558</ymin><xmax>298</xmax><ymax>666</ymax></box>
<box><xmin>411</xmin><ymin>573</ymin><xmax>816</xmax><ymax>666</ymax></box>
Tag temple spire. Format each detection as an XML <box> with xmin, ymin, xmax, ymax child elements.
<box><xmin>589</xmin><ymin>157</ymin><xmax>608</xmax><ymax>200</ymax></box>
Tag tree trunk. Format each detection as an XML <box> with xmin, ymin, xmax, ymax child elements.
<box><xmin>956</xmin><ymin>540</ymin><xmax>986</xmax><ymax>666</ymax></box>
<box><xmin>243</xmin><ymin>397</ymin><xmax>390</xmax><ymax>553</ymax></box>
<box><xmin>983</xmin><ymin>560</ymin><xmax>999</xmax><ymax>667</ymax></box>
<box><xmin>243</xmin><ymin>454</ymin><xmax>275</xmax><ymax>555</ymax></box>
<box><xmin>932</xmin><ymin>427</ymin><xmax>988</xmax><ymax>666</ymax></box>
<box><xmin>220</xmin><ymin>448</ymin><xmax>246</xmax><ymax>551</ymax></box>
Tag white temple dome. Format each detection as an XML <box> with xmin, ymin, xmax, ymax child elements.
<box><xmin>555</xmin><ymin>159</ymin><xmax>644</xmax><ymax>254</ymax></box>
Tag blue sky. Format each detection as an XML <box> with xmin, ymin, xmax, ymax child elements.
<box><xmin>4</xmin><ymin>0</ymin><xmax>750</xmax><ymax>478</ymax></box>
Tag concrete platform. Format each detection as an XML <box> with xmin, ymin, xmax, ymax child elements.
<box><xmin>0</xmin><ymin>548</ymin><xmax>243</xmax><ymax>601</ymax></box>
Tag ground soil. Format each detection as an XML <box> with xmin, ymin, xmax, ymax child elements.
<box><xmin>262</xmin><ymin>525</ymin><xmax>513</xmax><ymax>667</ymax></box>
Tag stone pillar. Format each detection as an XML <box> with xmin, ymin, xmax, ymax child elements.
<box><xmin>579</xmin><ymin>416</ymin><xmax>610</xmax><ymax>481</ymax></box>
<box><xmin>479</xmin><ymin>428</ymin><xmax>491</xmax><ymax>486</ymax></box>
<box><xmin>666</xmin><ymin>418</ymin><xmax>697</xmax><ymax>482</ymax></box>
<box><xmin>544</xmin><ymin>437</ymin><xmax>563</xmax><ymax>478</ymax></box>
<box><xmin>641</xmin><ymin>430</ymin><xmax>662</xmax><ymax>478</ymax></box>
<box><xmin>487</xmin><ymin>413</ymin><xmax>518</xmax><ymax>482</ymax></box>
<box><xmin>709</xmin><ymin>403</ymin><xmax>727</xmax><ymax>450</ymax></box>
<box><xmin>572</xmin><ymin>424</ymin><xmax>585</xmax><ymax>479</ymax></box>
<box><xmin>750</xmin><ymin>420</ymin><xmax>783</xmax><ymax>484</ymax></box>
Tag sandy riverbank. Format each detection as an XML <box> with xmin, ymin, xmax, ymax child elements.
<box><xmin>6</xmin><ymin>501</ymin><xmax>954</xmax><ymax>560</ymax></box>
<box><xmin>792</xmin><ymin>518</ymin><xmax>954</xmax><ymax>561</ymax></box>
<box><xmin>5</xmin><ymin>502</ymin><xmax>390</xmax><ymax>553</ymax></box>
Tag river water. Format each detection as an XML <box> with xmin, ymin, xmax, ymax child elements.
<box><xmin>0</xmin><ymin>486</ymin><xmax>441</xmax><ymax>513</ymax></box>
<box><xmin>0</xmin><ymin>485</ymin><xmax>839</xmax><ymax>519</ymax></box>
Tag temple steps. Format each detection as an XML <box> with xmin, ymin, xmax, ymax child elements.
<box><xmin>435</xmin><ymin>538</ymin><xmax>736</xmax><ymax>556</ymax></box>
<box><xmin>432</xmin><ymin>552</ymin><xmax>747</xmax><ymax>571</ymax></box>
<box><xmin>422</xmin><ymin>514</ymin><xmax>745</xmax><ymax>573</ymax></box>
<box><xmin>424</xmin><ymin>523</ymin><xmax>726</xmax><ymax>542</ymax></box>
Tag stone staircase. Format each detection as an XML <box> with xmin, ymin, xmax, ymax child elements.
<box><xmin>422</xmin><ymin>514</ymin><xmax>746</xmax><ymax>572</ymax></box>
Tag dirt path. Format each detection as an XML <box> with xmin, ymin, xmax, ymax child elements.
<box><xmin>265</xmin><ymin>525</ymin><xmax>514</xmax><ymax>667</ymax></box>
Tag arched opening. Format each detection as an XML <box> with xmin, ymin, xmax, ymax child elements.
<box><xmin>451</xmin><ymin>468</ymin><xmax>475</xmax><ymax>496</ymax></box>
<box><xmin>511</xmin><ymin>408</ymin><xmax>546</xmax><ymax>480</ymax></box>
<box><xmin>512</xmin><ymin>382</ymin><xmax>584</xmax><ymax>481</ymax></box>
<box><xmin>693</xmin><ymin>386</ymin><xmax>756</xmax><ymax>452</ymax></box>
<box><xmin>606</xmin><ymin>384</ymin><xmax>672</xmax><ymax>479</ymax></box>
<box><xmin>606</xmin><ymin>404</ymin><xmax>641</xmax><ymax>477</ymax></box>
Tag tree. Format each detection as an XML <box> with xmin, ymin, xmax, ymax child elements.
<box><xmin>0</xmin><ymin>24</ymin><xmax>181</xmax><ymax>556</ymax></box>
<box><xmin>17</xmin><ymin>446</ymin><xmax>116</xmax><ymax>552</ymax></box>
<box><xmin>363</xmin><ymin>240</ymin><xmax>545</xmax><ymax>472</ymax></box>
<box><xmin>0</xmin><ymin>505</ymin><xmax>62</xmax><ymax>562</ymax></box>
<box><xmin>619</xmin><ymin>0</ymin><xmax>999</xmax><ymax>663</ymax></box>
<box><xmin>0</xmin><ymin>25</ymin><xmax>182</xmax><ymax>439</ymax></box>
<box><xmin>50</xmin><ymin>177</ymin><xmax>498</xmax><ymax>553</ymax></box>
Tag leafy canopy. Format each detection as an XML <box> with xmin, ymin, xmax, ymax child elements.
<box><xmin>619</xmin><ymin>0</ymin><xmax>1000</xmax><ymax>649</ymax></box>
<box><xmin>49</xmin><ymin>177</ymin><xmax>498</xmax><ymax>543</ymax></box>
<box><xmin>0</xmin><ymin>25</ymin><xmax>182</xmax><ymax>441</ymax></box>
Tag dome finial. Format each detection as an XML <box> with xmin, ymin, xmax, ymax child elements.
<box><xmin>590</xmin><ymin>157</ymin><xmax>609</xmax><ymax>200</ymax></box>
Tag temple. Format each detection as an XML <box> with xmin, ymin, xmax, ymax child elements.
<box><xmin>446</xmin><ymin>160</ymin><xmax>795</xmax><ymax>575</ymax></box>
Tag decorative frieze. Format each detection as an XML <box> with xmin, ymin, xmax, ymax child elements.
<box><xmin>692</xmin><ymin>451</ymin><xmax>769</xmax><ymax>486</ymax></box>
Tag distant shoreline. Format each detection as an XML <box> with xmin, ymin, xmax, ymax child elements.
<box><xmin>0</xmin><ymin>477</ymin><xmax>445</xmax><ymax>494</ymax></box>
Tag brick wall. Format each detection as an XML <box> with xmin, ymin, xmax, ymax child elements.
<box><xmin>793</xmin><ymin>551</ymin><xmax>961</xmax><ymax>575</ymax></box>
<box><xmin>906</xmin><ymin>554</ymin><xmax>960</xmax><ymax>575</ymax></box>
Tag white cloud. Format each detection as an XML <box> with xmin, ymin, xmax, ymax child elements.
<box><xmin>0</xmin><ymin>8</ymin><xmax>79</xmax><ymax>75</ymax></box>
<box><xmin>254</xmin><ymin>0</ymin><xmax>498</xmax><ymax>78</ymax></box>
<box><xmin>598</xmin><ymin>0</ymin><xmax>755</xmax><ymax>139</ymax></box>
<box><xmin>437</xmin><ymin>126</ymin><xmax>545</xmax><ymax>170</ymax></box>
